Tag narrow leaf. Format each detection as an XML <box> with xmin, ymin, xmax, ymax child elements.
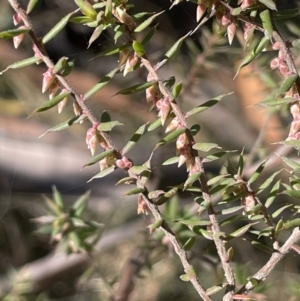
<box><xmin>134</xmin><ymin>11</ymin><xmax>164</xmax><ymax>33</ymax></box>
<box><xmin>282</xmin><ymin>190</ymin><xmax>300</xmax><ymax>199</ymax></box>
<box><xmin>273</xmin><ymin>8</ymin><xmax>300</xmax><ymax>19</ymax></box>
<box><xmin>148</xmin><ymin>218</ymin><xmax>163</xmax><ymax>233</ymax></box>
<box><xmin>257</xmin><ymin>169</ymin><xmax>282</xmax><ymax>194</ymax></box>
<box><xmin>141</xmin><ymin>26</ymin><xmax>156</xmax><ymax>45</ymax></box>
<box><xmin>84</xmin><ymin>68</ymin><xmax>118</xmax><ymax>99</ymax></box>
<box><xmin>248</xmin><ymin>160</ymin><xmax>267</xmax><ymax>184</ymax></box>
<box><xmin>52</xmin><ymin>186</ymin><xmax>64</xmax><ymax>209</ymax></box>
<box><xmin>75</xmin><ymin>0</ymin><xmax>97</xmax><ymax>18</ymax></box>
<box><xmin>71</xmin><ymin>191</ymin><xmax>90</xmax><ymax>218</ymax></box>
<box><xmin>39</xmin><ymin>115</ymin><xmax>81</xmax><ymax>138</ymax></box>
<box><xmin>183</xmin><ymin>237</ymin><xmax>195</xmax><ymax>251</ymax></box>
<box><xmin>260</xmin><ymin>9</ymin><xmax>273</xmax><ymax>38</ymax></box>
<box><xmin>280</xmin><ymin>156</ymin><xmax>300</xmax><ymax>170</ymax></box>
<box><xmin>29</xmin><ymin>91</ymin><xmax>71</xmax><ymax>117</ymax></box>
<box><xmin>122</xmin><ymin>123</ymin><xmax>148</xmax><ymax>154</ymax></box>
<box><xmin>87</xmin><ymin>165</ymin><xmax>115</xmax><ymax>182</ymax></box>
<box><xmin>271</xmin><ymin>204</ymin><xmax>293</xmax><ymax>218</ymax></box>
<box><xmin>147</xmin><ymin>117</ymin><xmax>161</xmax><ymax>131</ymax></box>
<box><xmin>42</xmin><ymin>12</ymin><xmax>75</xmax><ymax>44</ymax></box>
<box><xmin>178</xmin><ymin>219</ymin><xmax>211</xmax><ymax>227</ymax></box>
<box><xmin>265</xmin><ymin>180</ymin><xmax>280</xmax><ymax>208</ymax></box>
<box><xmin>257</xmin><ymin>97</ymin><xmax>296</xmax><ymax>107</ymax></box>
<box><xmin>88</xmin><ymin>24</ymin><xmax>104</xmax><ymax>48</ymax></box>
<box><xmin>162</xmin><ymin>156</ymin><xmax>179</xmax><ymax>165</ymax></box>
<box><xmin>0</xmin><ymin>28</ymin><xmax>30</xmax><ymax>39</ymax></box>
<box><xmin>229</xmin><ymin>222</ymin><xmax>258</xmax><ymax>238</ymax></box>
<box><xmin>115</xmin><ymin>81</ymin><xmax>156</xmax><ymax>95</ymax></box>
<box><xmin>221</xmin><ymin>206</ymin><xmax>243</xmax><ymax>215</ymax></box>
<box><xmin>186</xmin><ymin>93</ymin><xmax>233</xmax><ymax>117</ymax></box>
<box><xmin>83</xmin><ymin>149</ymin><xmax>114</xmax><ymax>168</ymax></box>
<box><xmin>123</xmin><ymin>187</ymin><xmax>145</xmax><ymax>196</ymax></box>
<box><xmin>193</xmin><ymin>143</ymin><xmax>221</xmax><ymax>152</ymax></box>
<box><xmin>27</xmin><ymin>0</ymin><xmax>39</xmax><ymax>14</ymax></box>
<box><xmin>156</xmin><ymin>128</ymin><xmax>186</xmax><ymax>147</ymax></box>
<box><xmin>283</xmin><ymin>218</ymin><xmax>300</xmax><ymax>230</ymax></box>
<box><xmin>97</xmin><ymin>121</ymin><xmax>123</xmax><ymax>132</ymax></box>
<box><xmin>128</xmin><ymin>165</ymin><xmax>150</xmax><ymax>175</ymax></box>
<box><xmin>278</xmin><ymin>74</ymin><xmax>299</xmax><ymax>96</ymax></box>
<box><xmin>184</xmin><ymin>172</ymin><xmax>202</xmax><ymax>189</ymax></box>
<box><xmin>0</xmin><ymin>57</ymin><xmax>41</xmax><ymax>75</ymax></box>
<box><xmin>94</xmin><ymin>43</ymin><xmax>131</xmax><ymax>57</ymax></box>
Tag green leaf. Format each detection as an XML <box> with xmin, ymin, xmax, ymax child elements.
<box><xmin>148</xmin><ymin>218</ymin><xmax>163</xmax><ymax>234</ymax></box>
<box><xmin>88</xmin><ymin>24</ymin><xmax>104</xmax><ymax>48</ymax></box>
<box><xmin>27</xmin><ymin>0</ymin><xmax>39</xmax><ymax>13</ymax></box>
<box><xmin>248</xmin><ymin>161</ymin><xmax>267</xmax><ymax>184</ymax></box>
<box><xmin>282</xmin><ymin>190</ymin><xmax>300</xmax><ymax>199</ymax></box>
<box><xmin>171</xmin><ymin>82</ymin><xmax>182</xmax><ymax>99</ymax></box>
<box><xmin>71</xmin><ymin>191</ymin><xmax>90</xmax><ymax>218</ymax></box>
<box><xmin>61</xmin><ymin>61</ymin><xmax>74</xmax><ymax>76</ymax></box>
<box><xmin>220</xmin><ymin>215</ymin><xmax>243</xmax><ymax>227</ymax></box>
<box><xmin>276</xmin><ymin>140</ymin><xmax>300</xmax><ymax>149</ymax></box>
<box><xmin>190</xmin><ymin>124</ymin><xmax>201</xmax><ymax>136</ymax></box>
<box><xmin>259</xmin><ymin>0</ymin><xmax>277</xmax><ymax>10</ymax></box>
<box><xmin>155</xmin><ymin>187</ymin><xmax>178</xmax><ymax>205</ymax></box>
<box><xmin>234</xmin><ymin>37</ymin><xmax>270</xmax><ymax>77</ymax></box>
<box><xmin>69</xmin><ymin>16</ymin><xmax>94</xmax><ymax>24</ymax></box>
<box><xmin>148</xmin><ymin>117</ymin><xmax>162</xmax><ymax>131</ymax></box>
<box><xmin>179</xmin><ymin>274</ymin><xmax>190</xmax><ymax>282</ymax></box>
<box><xmin>53</xmin><ymin>56</ymin><xmax>69</xmax><ymax>74</ymax></box>
<box><xmin>132</xmin><ymin>40</ymin><xmax>146</xmax><ymax>57</ymax></box>
<box><xmin>141</xmin><ymin>25</ymin><xmax>157</xmax><ymax>45</ymax></box>
<box><xmin>265</xmin><ymin>180</ymin><xmax>280</xmax><ymax>208</ymax></box>
<box><xmin>75</xmin><ymin>0</ymin><xmax>97</xmax><ymax>19</ymax></box>
<box><xmin>184</xmin><ymin>172</ymin><xmax>202</xmax><ymax>189</ymax></box>
<box><xmin>128</xmin><ymin>165</ymin><xmax>150</xmax><ymax>175</ymax></box>
<box><xmin>278</xmin><ymin>74</ymin><xmax>299</xmax><ymax>96</ymax></box>
<box><xmin>134</xmin><ymin>11</ymin><xmax>165</xmax><ymax>33</ymax></box>
<box><xmin>39</xmin><ymin>115</ymin><xmax>82</xmax><ymax>138</ymax></box>
<box><xmin>221</xmin><ymin>206</ymin><xmax>244</xmax><ymax>215</ymax></box>
<box><xmin>156</xmin><ymin>128</ymin><xmax>186</xmax><ymax>147</ymax></box>
<box><xmin>251</xmin><ymin>241</ymin><xmax>273</xmax><ymax>253</ymax></box>
<box><xmin>84</xmin><ymin>68</ymin><xmax>118</xmax><ymax>99</ymax></box>
<box><xmin>122</xmin><ymin>123</ymin><xmax>148</xmax><ymax>154</ymax></box>
<box><xmin>115</xmin><ymin>81</ymin><xmax>156</xmax><ymax>95</ymax></box>
<box><xmin>133</xmin><ymin>12</ymin><xmax>154</xmax><ymax>20</ymax></box>
<box><xmin>257</xmin><ymin>169</ymin><xmax>282</xmax><ymax>194</ymax></box>
<box><xmin>30</xmin><ymin>91</ymin><xmax>71</xmax><ymax>116</ymax></box>
<box><xmin>260</xmin><ymin>9</ymin><xmax>273</xmax><ymax>39</ymax></box>
<box><xmin>52</xmin><ymin>186</ymin><xmax>64</xmax><ymax>210</ymax></box>
<box><xmin>97</xmin><ymin>121</ymin><xmax>123</xmax><ymax>132</ymax></box>
<box><xmin>183</xmin><ymin>237</ymin><xmax>196</xmax><ymax>251</ymax></box>
<box><xmin>162</xmin><ymin>156</ymin><xmax>179</xmax><ymax>165</ymax></box>
<box><xmin>273</xmin><ymin>8</ymin><xmax>300</xmax><ymax>19</ymax></box>
<box><xmin>193</xmin><ymin>143</ymin><xmax>221</xmax><ymax>152</ymax></box>
<box><xmin>257</xmin><ymin>97</ymin><xmax>296</xmax><ymax>107</ymax></box>
<box><xmin>229</xmin><ymin>222</ymin><xmax>258</xmax><ymax>238</ymax></box>
<box><xmin>115</xmin><ymin>176</ymin><xmax>136</xmax><ymax>186</ymax></box>
<box><xmin>283</xmin><ymin>218</ymin><xmax>300</xmax><ymax>230</ymax></box>
<box><xmin>178</xmin><ymin>219</ymin><xmax>211</xmax><ymax>227</ymax></box>
<box><xmin>83</xmin><ymin>149</ymin><xmax>114</xmax><ymax>168</ymax></box>
<box><xmin>271</xmin><ymin>204</ymin><xmax>293</xmax><ymax>218</ymax></box>
<box><xmin>42</xmin><ymin>12</ymin><xmax>75</xmax><ymax>44</ymax></box>
<box><xmin>123</xmin><ymin>187</ymin><xmax>145</xmax><ymax>196</ymax></box>
<box><xmin>157</xmin><ymin>31</ymin><xmax>191</xmax><ymax>69</ymax></box>
<box><xmin>87</xmin><ymin>165</ymin><xmax>115</xmax><ymax>182</ymax></box>
<box><xmin>148</xmin><ymin>190</ymin><xmax>165</xmax><ymax>199</ymax></box>
<box><xmin>104</xmin><ymin>0</ymin><xmax>112</xmax><ymax>19</ymax></box>
<box><xmin>280</xmin><ymin>156</ymin><xmax>300</xmax><ymax>170</ymax></box>
<box><xmin>207</xmin><ymin>174</ymin><xmax>230</xmax><ymax>186</ymax></box>
<box><xmin>198</xmin><ymin>229</ymin><xmax>213</xmax><ymax>240</ymax></box>
<box><xmin>186</xmin><ymin>93</ymin><xmax>233</xmax><ymax>117</ymax></box>
<box><xmin>0</xmin><ymin>57</ymin><xmax>41</xmax><ymax>75</ymax></box>
<box><xmin>203</xmin><ymin>151</ymin><xmax>236</xmax><ymax>163</ymax></box>
<box><xmin>94</xmin><ymin>43</ymin><xmax>131</xmax><ymax>57</ymax></box>
<box><xmin>206</xmin><ymin>285</ymin><xmax>224</xmax><ymax>296</ymax></box>
<box><xmin>0</xmin><ymin>28</ymin><xmax>30</xmax><ymax>39</ymax></box>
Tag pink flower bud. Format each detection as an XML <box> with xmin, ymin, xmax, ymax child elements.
<box><xmin>118</xmin><ymin>48</ymin><xmax>130</xmax><ymax>67</ymax></box>
<box><xmin>13</xmin><ymin>33</ymin><xmax>24</xmax><ymax>49</ymax></box>
<box><xmin>279</xmin><ymin>62</ymin><xmax>288</xmax><ymax>76</ymax></box>
<box><xmin>137</xmin><ymin>194</ymin><xmax>150</xmax><ymax>215</ymax></box>
<box><xmin>57</xmin><ymin>90</ymin><xmax>69</xmax><ymax>114</ymax></box>
<box><xmin>241</xmin><ymin>0</ymin><xmax>255</xmax><ymax>10</ymax></box>
<box><xmin>123</xmin><ymin>54</ymin><xmax>139</xmax><ymax>76</ymax></box>
<box><xmin>227</xmin><ymin>22</ymin><xmax>236</xmax><ymax>45</ymax></box>
<box><xmin>42</xmin><ymin>68</ymin><xmax>55</xmax><ymax>93</ymax></box>
<box><xmin>196</xmin><ymin>4</ymin><xmax>206</xmax><ymax>22</ymax></box>
<box><xmin>73</xmin><ymin>100</ymin><xmax>81</xmax><ymax>116</ymax></box>
<box><xmin>13</xmin><ymin>13</ymin><xmax>22</xmax><ymax>25</ymax></box>
<box><xmin>116</xmin><ymin>156</ymin><xmax>133</xmax><ymax>170</ymax></box>
<box><xmin>49</xmin><ymin>80</ymin><xmax>59</xmax><ymax>99</ymax></box>
<box><xmin>176</xmin><ymin>132</ymin><xmax>188</xmax><ymax>150</ymax></box>
<box><xmin>157</xmin><ymin>97</ymin><xmax>171</xmax><ymax>125</ymax></box>
<box><xmin>166</xmin><ymin>117</ymin><xmax>180</xmax><ymax>133</ymax></box>
<box><xmin>270</xmin><ymin>57</ymin><xmax>279</xmax><ymax>69</ymax></box>
<box><xmin>290</xmin><ymin>103</ymin><xmax>300</xmax><ymax>120</ymax></box>
<box><xmin>289</xmin><ymin>120</ymin><xmax>300</xmax><ymax>137</ymax></box>
<box><xmin>221</xmin><ymin>15</ymin><xmax>231</xmax><ymax>27</ymax></box>
<box><xmin>115</xmin><ymin>7</ymin><xmax>135</xmax><ymax>29</ymax></box>
<box><xmin>243</xmin><ymin>23</ymin><xmax>254</xmax><ymax>40</ymax></box>
<box><xmin>86</xmin><ymin>126</ymin><xmax>99</xmax><ymax>155</ymax></box>
<box><xmin>272</xmin><ymin>41</ymin><xmax>280</xmax><ymax>50</ymax></box>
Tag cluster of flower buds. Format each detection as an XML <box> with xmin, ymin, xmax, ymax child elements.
<box><xmin>137</xmin><ymin>194</ymin><xmax>150</xmax><ymax>215</ymax></box>
<box><xmin>86</xmin><ymin>123</ymin><xmax>101</xmax><ymax>155</ymax></box>
<box><xmin>116</xmin><ymin>155</ymin><xmax>133</xmax><ymax>170</ymax></box>
<box><xmin>176</xmin><ymin>132</ymin><xmax>195</xmax><ymax>172</ymax></box>
<box><xmin>145</xmin><ymin>72</ymin><xmax>163</xmax><ymax>110</ymax></box>
<box><xmin>241</xmin><ymin>193</ymin><xmax>256</xmax><ymax>213</ymax></box>
<box><xmin>220</xmin><ymin>14</ymin><xmax>237</xmax><ymax>45</ymax></box>
<box><xmin>287</xmin><ymin>91</ymin><xmax>300</xmax><ymax>140</ymax></box>
<box><xmin>270</xmin><ymin>41</ymin><xmax>291</xmax><ymax>77</ymax></box>
<box><xmin>156</xmin><ymin>97</ymin><xmax>171</xmax><ymax>125</ymax></box>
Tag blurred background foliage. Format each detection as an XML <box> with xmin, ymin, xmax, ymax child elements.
<box><xmin>0</xmin><ymin>0</ymin><xmax>300</xmax><ymax>300</ymax></box>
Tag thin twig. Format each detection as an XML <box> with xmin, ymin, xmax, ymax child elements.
<box><xmin>238</xmin><ymin>227</ymin><xmax>300</xmax><ymax>294</ymax></box>
<box><xmin>141</xmin><ymin>58</ymin><xmax>235</xmax><ymax>301</ymax></box>
<box><xmin>7</xmin><ymin>1</ymin><xmax>211</xmax><ymax>300</ymax></box>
